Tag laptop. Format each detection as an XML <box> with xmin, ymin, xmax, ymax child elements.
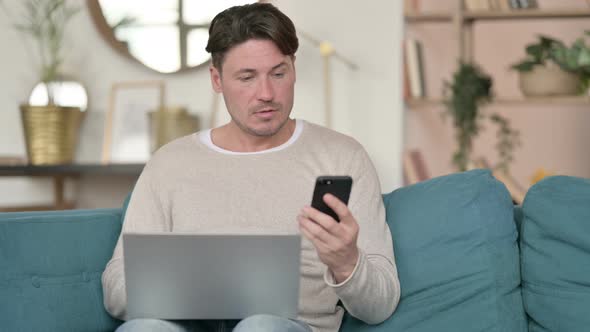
<box><xmin>123</xmin><ymin>232</ymin><xmax>301</xmax><ymax>320</ymax></box>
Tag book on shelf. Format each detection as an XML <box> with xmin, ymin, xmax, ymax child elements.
<box><xmin>516</xmin><ymin>0</ymin><xmax>538</xmax><ymax>9</ymax></box>
<box><xmin>404</xmin><ymin>0</ymin><xmax>420</xmax><ymax>14</ymax></box>
<box><xmin>403</xmin><ymin>149</ymin><xmax>430</xmax><ymax>185</ymax></box>
<box><xmin>404</xmin><ymin>38</ymin><xmax>426</xmax><ymax>99</ymax></box>
<box><xmin>402</xmin><ymin>42</ymin><xmax>412</xmax><ymax>102</ymax></box>
<box><xmin>464</xmin><ymin>0</ymin><xmax>537</xmax><ymax>12</ymax></box>
<box><xmin>509</xmin><ymin>0</ymin><xmax>538</xmax><ymax>9</ymax></box>
<box><xmin>497</xmin><ymin>0</ymin><xmax>512</xmax><ymax>11</ymax></box>
<box><xmin>464</xmin><ymin>0</ymin><xmax>488</xmax><ymax>11</ymax></box>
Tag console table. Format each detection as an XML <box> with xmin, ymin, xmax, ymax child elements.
<box><xmin>0</xmin><ymin>163</ymin><xmax>144</xmax><ymax>212</ymax></box>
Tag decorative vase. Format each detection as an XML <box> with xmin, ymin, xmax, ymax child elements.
<box><xmin>148</xmin><ymin>107</ymin><xmax>200</xmax><ymax>152</ymax></box>
<box><xmin>518</xmin><ymin>64</ymin><xmax>581</xmax><ymax>97</ymax></box>
<box><xmin>20</xmin><ymin>105</ymin><xmax>84</xmax><ymax>165</ymax></box>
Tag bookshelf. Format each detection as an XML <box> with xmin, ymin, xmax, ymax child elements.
<box><xmin>405</xmin><ymin>12</ymin><xmax>453</xmax><ymax>22</ymax></box>
<box><xmin>406</xmin><ymin>9</ymin><xmax>590</xmax><ymax>22</ymax></box>
<box><xmin>407</xmin><ymin>96</ymin><xmax>590</xmax><ymax>108</ymax></box>
<box><xmin>404</xmin><ymin>2</ymin><xmax>590</xmax><ymax>106</ymax></box>
<box><xmin>402</xmin><ymin>0</ymin><xmax>590</xmax><ymax>202</ymax></box>
<box><xmin>464</xmin><ymin>9</ymin><xmax>590</xmax><ymax>20</ymax></box>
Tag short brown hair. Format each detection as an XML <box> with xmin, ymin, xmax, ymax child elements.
<box><xmin>205</xmin><ymin>3</ymin><xmax>299</xmax><ymax>71</ymax></box>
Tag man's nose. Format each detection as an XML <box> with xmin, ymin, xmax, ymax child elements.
<box><xmin>256</xmin><ymin>77</ymin><xmax>274</xmax><ymax>101</ymax></box>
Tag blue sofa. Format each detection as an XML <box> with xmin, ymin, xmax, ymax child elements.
<box><xmin>1</xmin><ymin>169</ymin><xmax>589</xmax><ymax>331</ymax></box>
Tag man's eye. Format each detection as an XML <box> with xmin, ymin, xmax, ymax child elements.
<box><xmin>273</xmin><ymin>72</ymin><xmax>285</xmax><ymax>78</ymax></box>
<box><xmin>239</xmin><ymin>76</ymin><xmax>254</xmax><ymax>82</ymax></box>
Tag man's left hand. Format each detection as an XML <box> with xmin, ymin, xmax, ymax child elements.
<box><xmin>298</xmin><ymin>193</ymin><xmax>359</xmax><ymax>284</ymax></box>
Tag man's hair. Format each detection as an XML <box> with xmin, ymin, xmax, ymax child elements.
<box><xmin>205</xmin><ymin>3</ymin><xmax>299</xmax><ymax>71</ymax></box>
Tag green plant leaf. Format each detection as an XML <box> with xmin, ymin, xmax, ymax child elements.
<box><xmin>511</xmin><ymin>61</ymin><xmax>538</xmax><ymax>71</ymax></box>
<box><xmin>525</xmin><ymin>44</ymin><xmax>544</xmax><ymax>60</ymax></box>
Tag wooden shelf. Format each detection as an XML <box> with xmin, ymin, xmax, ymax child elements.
<box><xmin>0</xmin><ymin>163</ymin><xmax>144</xmax><ymax>212</ymax></box>
<box><xmin>464</xmin><ymin>9</ymin><xmax>590</xmax><ymax>21</ymax></box>
<box><xmin>493</xmin><ymin>96</ymin><xmax>590</xmax><ymax>106</ymax></box>
<box><xmin>405</xmin><ymin>9</ymin><xmax>590</xmax><ymax>23</ymax></box>
<box><xmin>406</xmin><ymin>96</ymin><xmax>590</xmax><ymax>108</ymax></box>
<box><xmin>406</xmin><ymin>98</ymin><xmax>444</xmax><ymax>107</ymax></box>
<box><xmin>405</xmin><ymin>11</ymin><xmax>453</xmax><ymax>22</ymax></box>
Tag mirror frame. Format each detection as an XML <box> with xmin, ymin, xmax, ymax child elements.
<box><xmin>86</xmin><ymin>0</ymin><xmax>211</xmax><ymax>74</ymax></box>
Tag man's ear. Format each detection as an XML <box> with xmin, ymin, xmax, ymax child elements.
<box><xmin>291</xmin><ymin>55</ymin><xmax>296</xmax><ymax>83</ymax></box>
<box><xmin>210</xmin><ymin>65</ymin><xmax>222</xmax><ymax>93</ymax></box>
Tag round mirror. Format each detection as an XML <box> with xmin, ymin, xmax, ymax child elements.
<box><xmin>88</xmin><ymin>0</ymin><xmax>256</xmax><ymax>74</ymax></box>
<box><xmin>29</xmin><ymin>81</ymin><xmax>89</xmax><ymax>112</ymax></box>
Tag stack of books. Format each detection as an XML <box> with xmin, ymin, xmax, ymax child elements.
<box><xmin>464</xmin><ymin>0</ymin><xmax>538</xmax><ymax>11</ymax></box>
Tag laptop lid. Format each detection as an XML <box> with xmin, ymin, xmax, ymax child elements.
<box><xmin>123</xmin><ymin>232</ymin><xmax>301</xmax><ymax>320</ymax></box>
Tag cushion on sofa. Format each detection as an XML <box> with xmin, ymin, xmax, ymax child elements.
<box><xmin>520</xmin><ymin>175</ymin><xmax>590</xmax><ymax>332</ymax></box>
<box><xmin>341</xmin><ymin>169</ymin><xmax>527</xmax><ymax>331</ymax></box>
<box><xmin>0</xmin><ymin>209</ymin><xmax>123</xmax><ymax>332</ymax></box>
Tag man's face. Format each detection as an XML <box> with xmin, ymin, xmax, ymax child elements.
<box><xmin>210</xmin><ymin>39</ymin><xmax>296</xmax><ymax>137</ymax></box>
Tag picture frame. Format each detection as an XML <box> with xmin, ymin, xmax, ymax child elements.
<box><xmin>102</xmin><ymin>80</ymin><xmax>166</xmax><ymax>164</ymax></box>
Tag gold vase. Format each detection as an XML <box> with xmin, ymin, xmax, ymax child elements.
<box><xmin>148</xmin><ymin>107</ymin><xmax>200</xmax><ymax>152</ymax></box>
<box><xmin>20</xmin><ymin>105</ymin><xmax>84</xmax><ymax>165</ymax></box>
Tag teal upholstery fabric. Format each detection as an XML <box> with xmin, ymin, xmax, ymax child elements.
<box><xmin>0</xmin><ymin>209</ymin><xmax>124</xmax><ymax>332</ymax></box>
<box><xmin>513</xmin><ymin>206</ymin><xmax>524</xmax><ymax>236</ymax></box>
<box><xmin>341</xmin><ymin>169</ymin><xmax>527</xmax><ymax>331</ymax></box>
<box><xmin>520</xmin><ymin>175</ymin><xmax>590</xmax><ymax>332</ymax></box>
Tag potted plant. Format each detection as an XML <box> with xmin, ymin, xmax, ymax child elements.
<box><xmin>5</xmin><ymin>0</ymin><xmax>83</xmax><ymax>165</ymax></box>
<box><xmin>443</xmin><ymin>62</ymin><xmax>520</xmax><ymax>172</ymax></box>
<box><xmin>511</xmin><ymin>33</ymin><xmax>590</xmax><ymax>97</ymax></box>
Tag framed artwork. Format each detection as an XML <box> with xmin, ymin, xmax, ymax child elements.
<box><xmin>102</xmin><ymin>81</ymin><xmax>166</xmax><ymax>164</ymax></box>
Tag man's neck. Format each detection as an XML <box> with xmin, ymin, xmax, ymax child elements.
<box><xmin>210</xmin><ymin>119</ymin><xmax>296</xmax><ymax>153</ymax></box>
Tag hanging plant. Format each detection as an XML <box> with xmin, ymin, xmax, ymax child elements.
<box><xmin>443</xmin><ymin>62</ymin><xmax>520</xmax><ymax>172</ymax></box>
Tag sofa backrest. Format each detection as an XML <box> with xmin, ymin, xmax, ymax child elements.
<box><xmin>341</xmin><ymin>169</ymin><xmax>527</xmax><ymax>331</ymax></box>
<box><xmin>520</xmin><ymin>175</ymin><xmax>590</xmax><ymax>331</ymax></box>
<box><xmin>0</xmin><ymin>209</ymin><xmax>124</xmax><ymax>332</ymax></box>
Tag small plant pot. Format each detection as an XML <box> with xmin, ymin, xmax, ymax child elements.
<box><xmin>20</xmin><ymin>105</ymin><xmax>84</xmax><ymax>165</ymax></box>
<box><xmin>518</xmin><ymin>64</ymin><xmax>581</xmax><ymax>97</ymax></box>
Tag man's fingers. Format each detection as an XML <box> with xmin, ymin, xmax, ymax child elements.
<box><xmin>297</xmin><ymin>214</ymin><xmax>336</xmax><ymax>245</ymax></box>
<box><xmin>323</xmin><ymin>194</ymin><xmax>353</xmax><ymax>224</ymax></box>
<box><xmin>298</xmin><ymin>222</ymin><xmax>330</xmax><ymax>252</ymax></box>
<box><xmin>301</xmin><ymin>206</ymin><xmax>345</xmax><ymax>237</ymax></box>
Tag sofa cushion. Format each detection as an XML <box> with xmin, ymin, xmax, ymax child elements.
<box><xmin>0</xmin><ymin>209</ymin><xmax>123</xmax><ymax>332</ymax></box>
<box><xmin>520</xmin><ymin>175</ymin><xmax>590</xmax><ymax>331</ymax></box>
<box><xmin>341</xmin><ymin>169</ymin><xmax>526</xmax><ymax>331</ymax></box>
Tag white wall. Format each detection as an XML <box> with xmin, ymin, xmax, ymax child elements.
<box><xmin>0</xmin><ymin>0</ymin><xmax>403</xmax><ymax>208</ymax></box>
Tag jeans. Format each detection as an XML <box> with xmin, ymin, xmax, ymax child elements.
<box><xmin>115</xmin><ymin>314</ymin><xmax>313</xmax><ymax>332</ymax></box>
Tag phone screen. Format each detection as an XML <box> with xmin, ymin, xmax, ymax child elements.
<box><xmin>310</xmin><ymin>176</ymin><xmax>353</xmax><ymax>222</ymax></box>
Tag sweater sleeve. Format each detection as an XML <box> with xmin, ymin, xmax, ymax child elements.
<box><xmin>101</xmin><ymin>163</ymin><xmax>171</xmax><ymax>320</ymax></box>
<box><xmin>324</xmin><ymin>146</ymin><xmax>400</xmax><ymax>324</ymax></box>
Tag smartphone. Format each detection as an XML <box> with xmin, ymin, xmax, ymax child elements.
<box><xmin>311</xmin><ymin>176</ymin><xmax>353</xmax><ymax>222</ymax></box>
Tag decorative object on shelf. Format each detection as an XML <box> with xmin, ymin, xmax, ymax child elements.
<box><xmin>28</xmin><ymin>79</ymin><xmax>88</xmax><ymax>112</ymax></box>
<box><xmin>443</xmin><ymin>62</ymin><xmax>520</xmax><ymax>172</ymax></box>
<box><xmin>472</xmin><ymin>157</ymin><xmax>526</xmax><ymax>205</ymax></box>
<box><xmin>148</xmin><ymin>107</ymin><xmax>199</xmax><ymax>153</ymax></box>
<box><xmin>404</xmin><ymin>0</ymin><xmax>420</xmax><ymax>14</ymax></box>
<box><xmin>464</xmin><ymin>0</ymin><xmax>537</xmax><ymax>12</ymax></box>
<box><xmin>530</xmin><ymin>168</ymin><xmax>555</xmax><ymax>185</ymax></box>
<box><xmin>6</xmin><ymin>0</ymin><xmax>85</xmax><ymax>165</ymax></box>
<box><xmin>511</xmin><ymin>34</ymin><xmax>590</xmax><ymax>96</ymax></box>
<box><xmin>102</xmin><ymin>81</ymin><xmax>165</xmax><ymax>164</ymax></box>
<box><xmin>404</xmin><ymin>38</ymin><xmax>426</xmax><ymax>99</ymax></box>
<box><xmin>87</xmin><ymin>0</ymin><xmax>256</xmax><ymax>74</ymax></box>
<box><xmin>403</xmin><ymin>149</ymin><xmax>430</xmax><ymax>185</ymax></box>
<box><xmin>297</xmin><ymin>30</ymin><xmax>358</xmax><ymax>129</ymax></box>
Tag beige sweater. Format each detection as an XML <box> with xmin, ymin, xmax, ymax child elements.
<box><xmin>102</xmin><ymin>120</ymin><xmax>400</xmax><ymax>332</ymax></box>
